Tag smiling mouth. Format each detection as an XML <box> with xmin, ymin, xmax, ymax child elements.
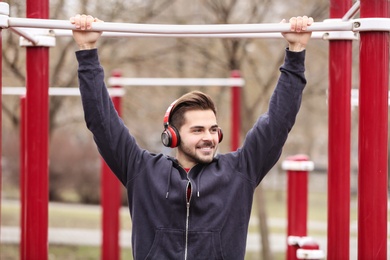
<box><xmin>197</xmin><ymin>145</ymin><xmax>215</xmax><ymax>153</ymax></box>
<box><xmin>197</xmin><ymin>141</ymin><xmax>214</xmax><ymax>151</ymax></box>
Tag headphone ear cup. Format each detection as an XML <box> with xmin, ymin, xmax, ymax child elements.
<box><xmin>218</xmin><ymin>127</ymin><xmax>223</xmax><ymax>143</ymax></box>
<box><xmin>168</xmin><ymin>126</ymin><xmax>180</xmax><ymax>148</ymax></box>
<box><xmin>161</xmin><ymin>126</ymin><xmax>180</xmax><ymax>148</ymax></box>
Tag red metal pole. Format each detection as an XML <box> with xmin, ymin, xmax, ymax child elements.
<box><xmin>283</xmin><ymin>155</ymin><xmax>313</xmax><ymax>260</ymax></box>
<box><xmin>0</xmin><ymin>16</ymin><xmax>2</xmax><ymax>238</ymax></box>
<box><xmin>25</xmin><ymin>0</ymin><xmax>49</xmax><ymax>259</ymax></box>
<box><xmin>20</xmin><ymin>96</ymin><xmax>27</xmax><ymax>260</ymax></box>
<box><xmin>327</xmin><ymin>1</ymin><xmax>352</xmax><ymax>259</ymax></box>
<box><xmin>101</xmin><ymin>70</ymin><xmax>122</xmax><ymax>260</ymax></box>
<box><xmin>230</xmin><ymin>70</ymin><xmax>241</xmax><ymax>151</ymax></box>
<box><xmin>358</xmin><ymin>0</ymin><xmax>389</xmax><ymax>259</ymax></box>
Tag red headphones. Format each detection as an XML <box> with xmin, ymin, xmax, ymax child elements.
<box><xmin>161</xmin><ymin>100</ymin><xmax>223</xmax><ymax>148</ymax></box>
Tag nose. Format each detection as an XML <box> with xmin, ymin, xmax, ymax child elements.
<box><xmin>202</xmin><ymin>130</ymin><xmax>213</xmax><ymax>141</ymax></box>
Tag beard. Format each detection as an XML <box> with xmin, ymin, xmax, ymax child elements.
<box><xmin>178</xmin><ymin>140</ymin><xmax>216</xmax><ymax>165</ymax></box>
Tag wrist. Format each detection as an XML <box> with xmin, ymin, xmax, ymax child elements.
<box><xmin>288</xmin><ymin>43</ymin><xmax>306</xmax><ymax>52</ymax></box>
<box><xmin>78</xmin><ymin>43</ymin><xmax>97</xmax><ymax>50</ymax></box>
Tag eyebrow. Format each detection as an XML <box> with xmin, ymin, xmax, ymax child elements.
<box><xmin>190</xmin><ymin>124</ymin><xmax>219</xmax><ymax>130</ymax></box>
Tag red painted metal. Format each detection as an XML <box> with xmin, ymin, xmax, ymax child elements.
<box><xmin>25</xmin><ymin>0</ymin><xmax>49</xmax><ymax>259</ymax></box>
<box><xmin>285</xmin><ymin>155</ymin><xmax>309</xmax><ymax>260</ymax></box>
<box><xmin>301</xmin><ymin>241</ymin><xmax>320</xmax><ymax>251</ymax></box>
<box><xmin>101</xmin><ymin>70</ymin><xmax>122</xmax><ymax>260</ymax></box>
<box><xmin>25</xmin><ymin>47</ymin><xmax>50</xmax><ymax>260</ymax></box>
<box><xmin>327</xmin><ymin>1</ymin><xmax>352</xmax><ymax>259</ymax></box>
<box><xmin>0</xmin><ymin>24</ymin><xmax>2</xmax><ymax>239</ymax></box>
<box><xmin>20</xmin><ymin>96</ymin><xmax>26</xmax><ymax>260</ymax></box>
<box><xmin>230</xmin><ymin>70</ymin><xmax>241</xmax><ymax>151</ymax></box>
<box><xmin>358</xmin><ymin>1</ymin><xmax>389</xmax><ymax>259</ymax></box>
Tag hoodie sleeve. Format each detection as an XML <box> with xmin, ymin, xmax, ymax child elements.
<box><xmin>239</xmin><ymin>49</ymin><xmax>306</xmax><ymax>185</ymax></box>
<box><xmin>76</xmin><ymin>49</ymin><xmax>142</xmax><ymax>186</ymax></box>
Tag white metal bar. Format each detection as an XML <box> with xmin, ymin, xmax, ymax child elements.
<box><xmin>7</xmin><ymin>17</ymin><xmax>355</xmax><ymax>34</ymax></box>
<box><xmin>2</xmin><ymin>87</ymin><xmax>125</xmax><ymax>97</ymax></box>
<box><xmin>9</xmin><ymin>18</ymin><xmax>390</xmax><ymax>37</ymax></box>
<box><xmin>10</xmin><ymin>27</ymin><xmax>39</xmax><ymax>45</ymax></box>
<box><xmin>281</xmin><ymin>160</ymin><xmax>315</xmax><ymax>171</ymax></box>
<box><xmin>53</xmin><ymin>29</ymin><xmax>326</xmax><ymax>39</ymax></box>
<box><xmin>354</xmin><ymin>18</ymin><xmax>390</xmax><ymax>31</ymax></box>
<box><xmin>342</xmin><ymin>1</ymin><xmax>360</xmax><ymax>21</ymax></box>
<box><xmin>107</xmin><ymin>77</ymin><xmax>245</xmax><ymax>87</ymax></box>
<box><xmin>2</xmin><ymin>87</ymin><xmax>26</xmax><ymax>96</ymax></box>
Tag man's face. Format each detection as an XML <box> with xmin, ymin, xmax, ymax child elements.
<box><xmin>176</xmin><ymin>109</ymin><xmax>220</xmax><ymax>168</ymax></box>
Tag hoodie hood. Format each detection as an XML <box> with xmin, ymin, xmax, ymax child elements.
<box><xmin>165</xmin><ymin>155</ymin><xmax>219</xmax><ymax>199</ymax></box>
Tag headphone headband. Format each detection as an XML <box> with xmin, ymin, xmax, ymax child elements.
<box><xmin>163</xmin><ymin>99</ymin><xmax>178</xmax><ymax>127</ymax></box>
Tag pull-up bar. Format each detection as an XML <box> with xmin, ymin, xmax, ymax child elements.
<box><xmin>0</xmin><ymin>2</ymin><xmax>388</xmax><ymax>36</ymax></box>
<box><xmin>6</xmin><ymin>18</ymin><xmax>353</xmax><ymax>34</ymax></box>
<box><xmin>107</xmin><ymin>77</ymin><xmax>245</xmax><ymax>87</ymax></box>
<box><xmin>53</xmin><ymin>29</ymin><xmax>328</xmax><ymax>39</ymax></box>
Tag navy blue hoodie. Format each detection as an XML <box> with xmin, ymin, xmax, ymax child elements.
<box><xmin>76</xmin><ymin>48</ymin><xmax>306</xmax><ymax>260</ymax></box>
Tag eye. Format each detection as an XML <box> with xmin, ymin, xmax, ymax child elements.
<box><xmin>210</xmin><ymin>127</ymin><xmax>218</xmax><ymax>133</ymax></box>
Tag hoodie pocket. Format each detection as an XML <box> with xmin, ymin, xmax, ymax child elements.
<box><xmin>144</xmin><ymin>229</ymin><xmax>185</xmax><ymax>260</ymax></box>
<box><xmin>187</xmin><ymin>231</ymin><xmax>225</xmax><ymax>260</ymax></box>
<box><xmin>145</xmin><ymin>229</ymin><xmax>224</xmax><ymax>260</ymax></box>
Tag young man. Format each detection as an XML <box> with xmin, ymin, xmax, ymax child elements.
<box><xmin>71</xmin><ymin>15</ymin><xmax>313</xmax><ymax>260</ymax></box>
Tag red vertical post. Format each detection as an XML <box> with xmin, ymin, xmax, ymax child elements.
<box><xmin>0</xmin><ymin>7</ymin><xmax>2</xmax><ymax>237</ymax></box>
<box><xmin>358</xmin><ymin>0</ymin><xmax>389</xmax><ymax>259</ymax></box>
<box><xmin>101</xmin><ymin>70</ymin><xmax>122</xmax><ymax>260</ymax></box>
<box><xmin>230</xmin><ymin>70</ymin><xmax>241</xmax><ymax>151</ymax></box>
<box><xmin>327</xmin><ymin>1</ymin><xmax>352</xmax><ymax>259</ymax></box>
<box><xmin>25</xmin><ymin>0</ymin><xmax>49</xmax><ymax>259</ymax></box>
<box><xmin>20</xmin><ymin>96</ymin><xmax>27</xmax><ymax>260</ymax></box>
<box><xmin>282</xmin><ymin>155</ymin><xmax>314</xmax><ymax>260</ymax></box>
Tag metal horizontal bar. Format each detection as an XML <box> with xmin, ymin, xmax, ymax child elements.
<box><xmin>53</xmin><ymin>29</ymin><xmax>327</xmax><ymax>39</ymax></box>
<box><xmin>2</xmin><ymin>87</ymin><xmax>125</xmax><ymax>97</ymax></box>
<box><xmin>7</xmin><ymin>17</ymin><xmax>355</xmax><ymax>34</ymax></box>
<box><xmin>107</xmin><ymin>77</ymin><xmax>245</xmax><ymax>87</ymax></box>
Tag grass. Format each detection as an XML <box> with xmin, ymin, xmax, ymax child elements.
<box><xmin>1</xmin><ymin>201</ymin><xmax>132</xmax><ymax>230</ymax></box>
<box><xmin>1</xmin><ymin>244</ymin><xmax>133</xmax><ymax>260</ymax></box>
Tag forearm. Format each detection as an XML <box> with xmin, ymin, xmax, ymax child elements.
<box><xmin>240</xmin><ymin>49</ymin><xmax>306</xmax><ymax>184</ymax></box>
<box><xmin>76</xmin><ymin>49</ymin><xmax>132</xmax><ymax>185</ymax></box>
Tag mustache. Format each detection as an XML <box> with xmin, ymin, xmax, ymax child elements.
<box><xmin>197</xmin><ymin>141</ymin><xmax>214</xmax><ymax>148</ymax></box>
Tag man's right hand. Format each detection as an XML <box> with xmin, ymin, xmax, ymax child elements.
<box><xmin>281</xmin><ymin>16</ymin><xmax>313</xmax><ymax>52</ymax></box>
<box><xmin>70</xmin><ymin>14</ymin><xmax>103</xmax><ymax>50</ymax></box>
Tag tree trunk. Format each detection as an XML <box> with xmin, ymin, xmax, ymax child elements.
<box><xmin>255</xmin><ymin>185</ymin><xmax>273</xmax><ymax>260</ymax></box>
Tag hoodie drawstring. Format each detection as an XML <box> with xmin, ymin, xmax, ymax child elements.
<box><xmin>165</xmin><ymin>164</ymin><xmax>173</xmax><ymax>199</ymax></box>
<box><xmin>196</xmin><ymin>166</ymin><xmax>206</xmax><ymax>198</ymax></box>
<box><xmin>165</xmin><ymin>160</ymin><xmax>209</xmax><ymax>199</ymax></box>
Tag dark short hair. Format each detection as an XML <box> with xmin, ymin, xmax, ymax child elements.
<box><xmin>170</xmin><ymin>91</ymin><xmax>217</xmax><ymax>131</ymax></box>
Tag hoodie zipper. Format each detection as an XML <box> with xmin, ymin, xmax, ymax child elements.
<box><xmin>184</xmin><ymin>178</ymin><xmax>192</xmax><ymax>260</ymax></box>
